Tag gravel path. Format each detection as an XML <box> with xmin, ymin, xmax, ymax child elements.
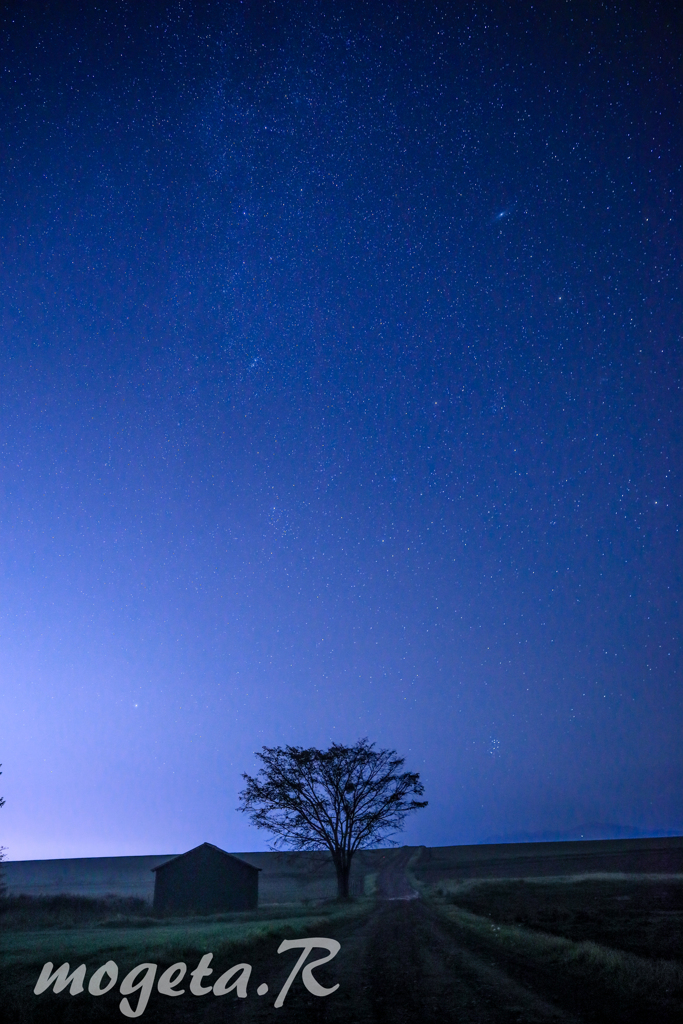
<box><xmin>187</xmin><ymin>849</ymin><xmax>584</xmax><ymax>1024</ymax></box>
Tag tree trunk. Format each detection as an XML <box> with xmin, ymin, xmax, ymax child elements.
<box><xmin>335</xmin><ymin>862</ymin><xmax>351</xmax><ymax>898</ymax></box>
<box><xmin>333</xmin><ymin>853</ymin><xmax>352</xmax><ymax>898</ymax></box>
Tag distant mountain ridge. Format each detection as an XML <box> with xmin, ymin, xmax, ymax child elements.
<box><xmin>480</xmin><ymin>823</ymin><xmax>683</xmax><ymax>844</ymax></box>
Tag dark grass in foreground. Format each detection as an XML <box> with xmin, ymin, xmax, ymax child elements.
<box><xmin>0</xmin><ymin>892</ymin><xmax>363</xmax><ymax>931</ymax></box>
<box><xmin>0</xmin><ymin>894</ymin><xmax>373</xmax><ymax>1024</ymax></box>
<box><xmin>440</xmin><ymin>874</ymin><xmax>683</xmax><ymax>960</ymax></box>
<box><xmin>422</xmin><ymin>875</ymin><xmax>683</xmax><ymax>1023</ymax></box>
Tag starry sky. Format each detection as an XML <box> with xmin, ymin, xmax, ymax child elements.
<box><xmin>1</xmin><ymin>1</ymin><xmax>682</xmax><ymax>861</ymax></box>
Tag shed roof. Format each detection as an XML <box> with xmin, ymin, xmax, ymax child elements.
<box><xmin>151</xmin><ymin>842</ymin><xmax>261</xmax><ymax>873</ymax></box>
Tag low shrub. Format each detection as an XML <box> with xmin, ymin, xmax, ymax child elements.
<box><xmin>0</xmin><ymin>894</ymin><xmax>152</xmax><ymax>930</ymax></box>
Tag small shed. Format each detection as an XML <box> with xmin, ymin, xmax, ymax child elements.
<box><xmin>152</xmin><ymin>843</ymin><xmax>260</xmax><ymax>914</ymax></box>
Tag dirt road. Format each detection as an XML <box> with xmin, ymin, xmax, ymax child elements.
<box><xmin>188</xmin><ymin>899</ymin><xmax>580</xmax><ymax>1024</ymax></box>
<box><xmin>187</xmin><ymin>850</ymin><xmax>610</xmax><ymax>1024</ymax></box>
<box><xmin>375</xmin><ymin>845</ymin><xmax>420</xmax><ymax>900</ymax></box>
<box><xmin>360</xmin><ymin>848</ymin><xmax>578</xmax><ymax>1021</ymax></box>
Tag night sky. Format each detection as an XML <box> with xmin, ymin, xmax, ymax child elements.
<box><xmin>1</xmin><ymin>1</ymin><xmax>681</xmax><ymax>862</ymax></box>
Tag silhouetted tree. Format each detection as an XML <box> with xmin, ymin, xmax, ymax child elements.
<box><xmin>238</xmin><ymin>738</ymin><xmax>427</xmax><ymax>898</ymax></box>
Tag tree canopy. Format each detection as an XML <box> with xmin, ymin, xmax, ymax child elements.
<box><xmin>238</xmin><ymin>738</ymin><xmax>427</xmax><ymax>897</ymax></box>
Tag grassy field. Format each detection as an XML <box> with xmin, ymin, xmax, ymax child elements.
<box><xmin>0</xmin><ymin>892</ymin><xmax>374</xmax><ymax>960</ymax></box>
<box><xmin>435</xmin><ymin>874</ymin><xmax>683</xmax><ymax>960</ymax></box>
<box><xmin>412</xmin><ymin>873</ymin><xmax>683</xmax><ymax>1022</ymax></box>
<box><xmin>0</xmin><ymin>893</ymin><xmax>375</xmax><ymax>1023</ymax></box>
<box><xmin>5</xmin><ymin>849</ymin><xmax>683</xmax><ymax>1022</ymax></box>
<box><xmin>412</xmin><ymin>836</ymin><xmax>683</xmax><ymax>882</ymax></box>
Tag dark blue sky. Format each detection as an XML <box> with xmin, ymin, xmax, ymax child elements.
<box><xmin>2</xmin><ymin>1</ymin><xmax>681</xmax><ymax>860</ymax></box>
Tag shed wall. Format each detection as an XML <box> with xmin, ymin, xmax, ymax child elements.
<box><xmin>153</xmin><ymin>848</ymin><xmax>258</xmax><ymax>913</ymax></box>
